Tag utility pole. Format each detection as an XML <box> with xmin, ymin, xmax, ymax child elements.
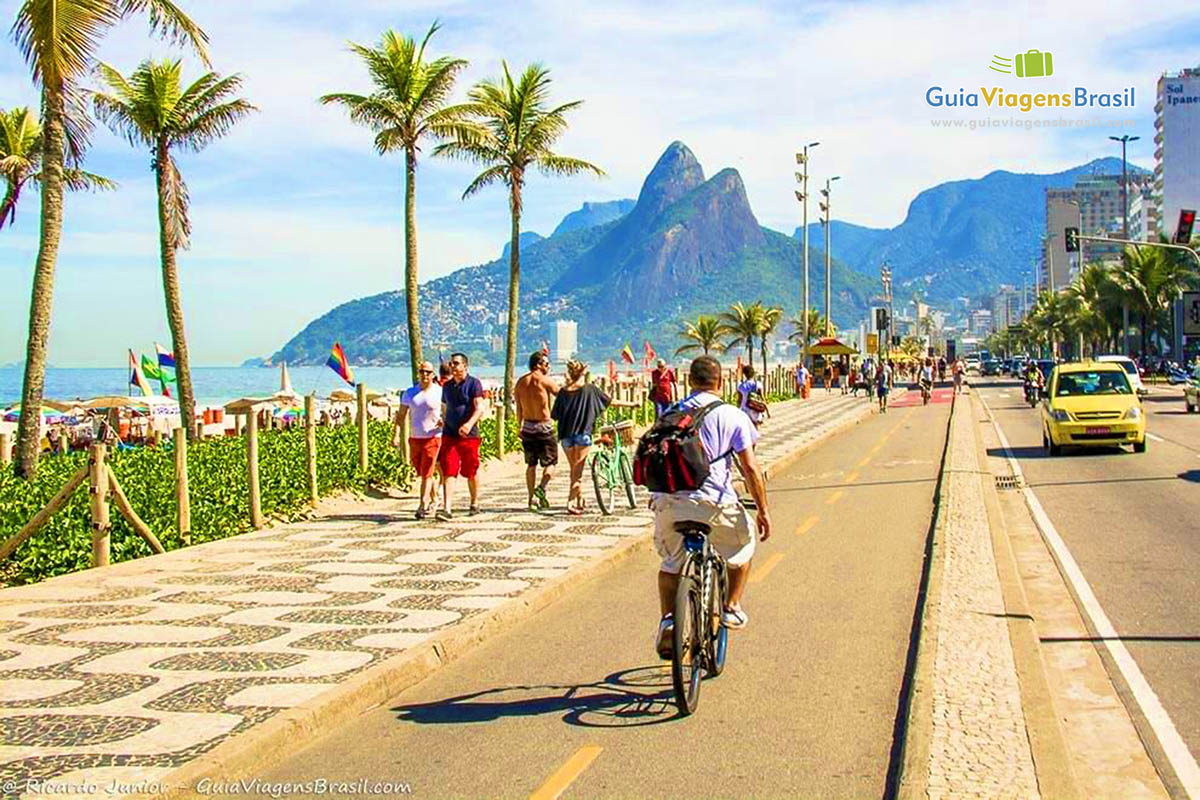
<box><xmin>881</xmin><ymin>262</ymin><xmax>893</xmax><ymax>359</ymax></box>
<box><xmin>795</xmin><ymin>142</ymin><xmax>819</xmax><ymax>365</ymax></box>
<box><xmin>819</xmin><ymin>175</ymin><xmax>841</xmax><ymax>336</ymax></box>
<box><xmin>1111</xmin><ymin>134</ymin><xmax>1140</xmax><ymax>356</ymax></box>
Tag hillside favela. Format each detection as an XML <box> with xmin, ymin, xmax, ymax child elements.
<box><xmin>2</xmin><ymin>2</ymin><xmax>1200</xmax><ymax>798</ymax></box>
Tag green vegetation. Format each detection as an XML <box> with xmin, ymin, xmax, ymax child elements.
<box><xmin>321</xmin><ymin>23</ymin><xmax>467</xmax><ymax>383</ymax></box>
<box><xmin>92</xmin><ymin>59</ymin><xmax>256</xmax><ymax>440</ymax></box>
<box><xmin>0</xmin><ymin>422</ymin><xmax>414</xmax><ymax>587</ymax></box>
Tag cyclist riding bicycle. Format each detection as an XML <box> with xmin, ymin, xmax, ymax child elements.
<box><xmin>652</xmin><ymin>356</ymin><xmax>772</xmax><ymax>658</ymax></box>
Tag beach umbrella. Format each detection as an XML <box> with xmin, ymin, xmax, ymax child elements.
<box><xmin>4</xmin><ymin>405</ymin><xmax>72</xmax><ymax>424</ymax></box>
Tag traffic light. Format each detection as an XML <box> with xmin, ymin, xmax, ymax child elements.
<box><xmin>1064</xmin><ymin>226</ymin><xmax>1079</xmax><ymax>253</ymax></box>
<box><xmin>1176</xmin><ymin>209</ymin><xmax>1196</xmax><ymax>244</ymax></box>
<box><xmin>875</xmin><ymin>308</ymin><xmax>890</xmax><ymax>331</ymax></box>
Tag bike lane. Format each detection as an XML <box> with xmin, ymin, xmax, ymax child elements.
<box><xmin>261</xmin><ymin>400</ymin><xmax>951</xmax><ymax>798</ymax></box>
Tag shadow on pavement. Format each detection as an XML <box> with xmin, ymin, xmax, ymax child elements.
<box><xmin>1027</xmin><ymin>473</ymin><xmax>1197</xmax><ymax>488</ymax></box>
<box><xmin>390</xmin><ymin>666</ymin><xmax>683</xmax><ymax>728</ymax></box>
<box><xmin>1041</xmin><ymin>635</ymin><xmax>1200</xmax><ymax>644</ymax></box>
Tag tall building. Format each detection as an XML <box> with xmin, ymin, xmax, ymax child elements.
<box><xmin>551</xmin><ymin>319</ymin><xmax>578</xmax><ymax>362</ymax></box>
<box><xmin>1044</xmin><ymin>172</ymin><xmax>1153</xmax><ymax>288</ymax></box>
<box><xmin>1154</xmin><ymin>67</ymin><xmax>1200</xmax><ymax>240</ymax></box>
<box><xmin>969</xmin><ymin>309</ymin><xmax>993</xmax><ymax>336</ymax></box>
<box><xmin>991</xmin><ymin>286</ymin><xmax>1024</xmax><ymax>330</ymax></box>
<box><xmin>1129</xmin><ymin>192</ymin><xmax>1156</xmax><ymax>242</ymax></box>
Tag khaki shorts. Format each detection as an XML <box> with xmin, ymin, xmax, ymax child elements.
<box><xmin>651</xmin><ymin>494</ymin><xmax>755</xmax><ymax>574</ymax></box>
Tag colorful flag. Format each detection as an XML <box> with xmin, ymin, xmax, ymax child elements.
<box><xmin>541</xmin><ymin>341</ymin><xmax>550</xmax><ymax>356</ymax></box>
<box><xmin>608</xmin><ymin>359</ymin><xmax>618</xmax><ymax>385</ymax></box>
<box><xmin>643</xmin><ymin>340</ymin><xmax>657</xmax><ymax>362</ymax></box>
<box><xmin>326</xmin><ymin>342</ymin><xmax>355</xmax><ymax>386</ymax></box>
<box><xmin>620</xmin><ymin>343</ymin><xmax>635</xmax><ymax>364</ymax></box>
<box><xmin>141</xmin><ymin>354</ymin><xmax>163</xmax><ymax>382</ymax></box>
<box><xmin>129</xmin><ymin>350</ymin><xmax>153</xmax><ymax>396</ymax></box>
<box><xmin>155</xmin><ymin>342</ymin><xmax>175</xmax><ymax>370</ymax></box>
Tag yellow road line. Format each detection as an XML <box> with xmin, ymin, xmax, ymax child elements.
<box><xmin>844</xmin><ymin>470</ymin><xmax>859</xmax><ymax>483</ymax></box>
<box><xmin>857</xmin><ymin>457</ymin><xmax>871</xmax><ymax>468</ymax></box>
<box><xmin>826</xmin><ymin>490</ymin><xmax>844</xmax><ymax>505</ymax></box>
<box><xmin>530</xmin><ymin>746</ymin><xmax>603</xmax><ymax>800</ymax></box>
<box><xmin>749</xmin><ymin>552</ymin><xmax>785</xmax><ymax>583</ymax></box>
<box><xmin>795</xmin><ymin>515</ymin><xmax>819</xmax><ymax>535</ymax></box>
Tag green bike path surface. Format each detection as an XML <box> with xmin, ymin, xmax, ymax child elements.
<box><xmin>261</xmin><ymin>400</ymin><xmax>950</xmax><ymax>799</ymax></box>
<box><xmin>0</xmin><ymin>393</ymin><xmax>875</xmax><ymax>797</ymax></box>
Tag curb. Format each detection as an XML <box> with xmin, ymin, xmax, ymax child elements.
<box><xmin>148</xmin><ymin>400</ymin><xmax>873</xmax><ymax>799</ymax></box>
<box><xmin>971</xmin><ymin>390</ymin><xmax>1079</xmax><ymax>800</ymax></box>
<box><xmin>894</xmin><ymin>390</ymin><xmax>955</xmax><ymax>800</ymax></box>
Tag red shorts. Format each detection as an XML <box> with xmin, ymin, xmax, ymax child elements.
<box><xmin>409</xmin><ymin>436</ymin><xmax>441</xmax><ymax>478</ymax></box>
<box><xmin>438</xmin><ymin>435</ymin><xmax>481</xmax><ymax>479</ymax></box>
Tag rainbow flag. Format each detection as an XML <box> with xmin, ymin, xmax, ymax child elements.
<box><xmin>620</xmin><ymin>343</ymin><xmax>635</xmax><ymax>364</ymax></box>
<box><xmin>327</xmin><ymin>342</ymin><xmax>355</xmax><ymax>386</ymax></box>
<box><xmin>155</xmin><ymin>342</ymin><xmax>175</xmax><ymax>369</ymax></box>
<box><xmin>128</xmin><ymin>350</ymin><xmax>153</xmax><ymax>396</ymax></box>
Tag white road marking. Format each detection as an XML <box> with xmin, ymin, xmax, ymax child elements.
<box><xmin>1146</xmin><ymin>432</ymin><xmax>1165</xmax><ymax>443</ymax></box>
<box><xmin>979</xmin><ymin>393</ymin><xmax>1200</xmax><ymax>798</ymax></box>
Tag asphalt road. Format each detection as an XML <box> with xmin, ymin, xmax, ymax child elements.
<box><xmin>973</xmin><ymin>376</ymin><xmax>1200</xmax><ymax>792</ymax></box>
<box><xmin>261</xmin><ymin>399</ymin><xmax>951</xmax><ymax>799</ymax></box>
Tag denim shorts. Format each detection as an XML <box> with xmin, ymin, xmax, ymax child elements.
<box><xmin>560</xmin><ymin>433</ymin><xmax>593</xmax><ymax>449</ymax></box>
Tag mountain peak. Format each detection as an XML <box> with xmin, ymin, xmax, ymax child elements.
<box><xmin>633</xmin><ymin>141</ymin><xmax>705</xmax><ymax>220</ymax></box>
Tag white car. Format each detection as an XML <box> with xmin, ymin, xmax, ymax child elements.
<box><xmin>964</xmin><ymin>355</ymin><xmax>980</xmax><ymax>373</ymax></box>
<box><xmin>1096</xmin><ymin>355</ymin><xmax>1147</xmax><ymax>396</ymax></box>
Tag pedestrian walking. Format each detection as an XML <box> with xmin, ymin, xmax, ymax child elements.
<box><xmin>552</xmin><ymin>359</ymin><xmax>612</xmax><ymax>515</ymax></box>
<box><xmin>398</xmin><ymin>360</ymin><xmax>443</xmax><ymax>519</ymax></box>
<box><xmin>823</xmin><ymin>362</ymin><xmax>833</xmax><ymax>393</ymax></box>
<box><xmin>953</xmin><ymin>358</ymin><xmax>965</xmax><ymax>395</ymax></box>
<box><xmin>736</xmin><ymin>364</ymin><xmax>768</xmax><ymax>428</ymax></box>
<box><xmin>438</xmin><ymin>352</ymin><xmax>485</xmax><ymax>519</ymax></box>
<box><xmin>877</xmin><ymin>359</ymin><xmax>893</xmax><ymax>413</ymax></box>
<box><xmin>849</xmin><ymin>364</ymin><xmax>859</xmax><ymax>397</ymax></box>
<box><xmin>514</xmin><ymin>351</ymin><xmax>560</xmax><ymax>513</ymax></box>
<box><xmin>650</xmin><ymin>359</ymin><xmax>676</xmax><ymax>419</ymax></box>
<box><xmin>864</xmin><ymin>359</ymin><xmax>876</xmax><ymax>401</ymax></box>
<box><xmin>795</xmin><ymin>362</ymin><xmax>810</xmax><ymax>398</ymax></box>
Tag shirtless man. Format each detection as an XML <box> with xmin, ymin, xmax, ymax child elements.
<box><xmin>514</xmin><ymin>351</ymin><xmax>560</xmax><ymax>512</ymax></box>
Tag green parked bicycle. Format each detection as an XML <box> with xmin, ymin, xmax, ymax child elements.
<box><xmin>590</xmin><ymin>417</ymin><xmax>637</xmax><ymax>515</ymax></box>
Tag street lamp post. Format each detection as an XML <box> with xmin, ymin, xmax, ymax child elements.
<box><xmin>881</xmin><ymin>263</ymin><xmax>893</xmax><ymax>359</ymax></box>
<box><xmin>819</xmin><ymin>175</ymin><xmax>841</xmax><ymax>336</ymax></box>
<box><xmin>1111</xmin><ymin>134</ymin><xmax>1140</xmax><ymax>356</ymax></box>
<box><xmin>794</xmin><ymin>141</ymin><xmax>819</xmax><ymax>366</ymax></box>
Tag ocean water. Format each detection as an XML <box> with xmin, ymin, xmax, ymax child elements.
<box><xmin>0</xmin><ymin>365</ymin><xmax>508</xmax><ymax>408</ymax></box>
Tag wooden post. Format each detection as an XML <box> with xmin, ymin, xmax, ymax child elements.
<box><xmin>0</xmin><ymin>432</ymin><xmax>9</xmax><ymax>465</ymax></box>
<box><xmin>89</xmin><ymin>443</ymin><xmax>110</xmax><ymax>567</ymax></box>
<box><xmin>0</xmin><ymin>463</ymin><xmax>88</xmax><ymax>561</ymax></box>
<box><xmin>304</xmin><ymin>395</ymin><xmax>318</xmax><ymax>507</ymax></box>
<box><xmin>495</xmin><ymin>404</ymin><xmax>506</xmax><ymax>458</ymax></box>
<box><xmin>246</xmin><ymin>411</ymin><xmax>263</xmax><ymax>529</ymax></box>
<box><xmin>195</xmin><ymin>420</ymin><xmax>204</xmax><ymax>441</ymax></box>
<box><xmin>108</xmin><ymin>470</ymin><xmax>165</xmax><ymax>554</ymax></box>
<box><xmin>356</xmin><ymin>382</ymin><xmax>368</xmax><ymax>472</ymax></box>
<box><xmin>174</xmin><ymin>427</ymin><xmax>190</xmax><ymax>543</ymax></box>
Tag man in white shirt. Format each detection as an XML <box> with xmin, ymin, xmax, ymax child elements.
<box><xmin>399</xmin><ymin>361</ymin><xmax>443</xmax><ymax>519</ymax></box>
<box><xmin>652</xmin><ymin>356</ymin><xmax>773</xmax><ymax>658</ymax></box>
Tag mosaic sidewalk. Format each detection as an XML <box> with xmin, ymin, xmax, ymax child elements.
<box><xmin>0</xmin><ymin>394</ymin><xmax>875</xmax><ymax>796</ymax></box>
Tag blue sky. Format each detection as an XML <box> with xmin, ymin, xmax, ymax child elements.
<box><xmin>1</xmin><ymin>0</ymin><xmax>1197</xmax><ymax>366</ymax></box>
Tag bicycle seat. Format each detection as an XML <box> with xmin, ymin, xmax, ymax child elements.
<box><xmin>674</xmin><ymin>521</ymin><xmax>712</xmax><ymax>535</ymax></box>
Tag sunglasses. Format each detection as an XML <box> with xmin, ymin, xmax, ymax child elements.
<box><xmin>419</xmin><ymin>369</ymin><xmax>434</xmax><ymax>374</ymax></box>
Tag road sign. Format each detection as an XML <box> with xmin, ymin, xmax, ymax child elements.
<box><xmin>867</xmin><ymin>333</ymin><xmax>878</xmax><ymax>352</ymax></box>
<box><xmin>1184</xmin><ymin>292</ymin><xmax>1200</xmax><ymax>336</ymax></box>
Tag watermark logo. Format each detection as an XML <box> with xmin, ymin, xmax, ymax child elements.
<box><xmin>990</xmin><ymin>50</ymin><xmax>1055</xmax><ymax>78</ymax></box>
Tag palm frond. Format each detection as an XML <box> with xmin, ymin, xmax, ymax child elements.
<box><xmin>534</xmin><ymin>153</ymin><xmax>605</xmax><ymax>179</ymax></box>
<box><xmin>461</xmin><ymin>164</ymin><xmax>508</xmax><ymax>199</ymax></box>
<box><xmin>173</xmin><ymin>98</ymin><xmax>256</xmax><ymax>151</ymax></box>
<box><xmin>120</xmin><ymin>0</ymin><xmax>210</xmax><ymax>65</ymax></box>
<box><xmin>161</xmin><ymin>152</ymin><xmax>189</xmax><ymax>249</ymax></box>
<box><xmin>61</xmin><ymin>167</ymin><xmax>115</xmax><ymax>191</ymax></box>
<box><xmin>13</xmin><ymin>0</ymin><xmax>120</xmax><ymax>86</ymax></box>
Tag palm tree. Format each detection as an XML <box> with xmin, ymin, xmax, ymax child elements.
<box><xmin>435</xmin><ymin>62</ymin><xmax>603</xmax><ymax>437</ymax></box>
<box><xmin>11</xmin><ymin>0</ymin><xmax>209</xmax><ymax>479</ymax></box>
<box><xmin>0</xmin><ymin>105</ymin><xmax>113</xmax><ymax>229</ymax></box>
<box><xmin>320</xmin><ymin>23</ymin><xmax>466</xmax><ymax>382</ymax></box>
<box><xmin>1065</xmin><ymin>263</ymin><xmax>1119</xmax><ymax>357</ymax></box>
<box><xmin>1110</xmin><ymin>246</ymin><xmax>1192</xmax><ymax>356</ymax></box>
<box><xmin>718</xmin><ymin>301</ymin><xmax>764</xmax><ymax>367</ymax></box>
<box><xmin>92</xmin><ymin>59</ymin><xmax>254</xmax><ymax>439</ymax></box>
<box><xmin>759</xmin><ymin>305</ymin><xmax>782</xmax><ymax>377</ymax></box>
<box><xmin>676</xmin><ymin>315</ymin><xmax>726</xmax><ymax>356</ymax></box>
<box><xmin>787</xmin><ymin>308</ymin><xmax>834</xmax><ymax>345</ymax></box>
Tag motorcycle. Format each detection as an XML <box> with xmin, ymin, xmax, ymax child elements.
<box><xmin>1023</xmin><ymin>379</ymin><xmax>1041</xmax><ymax>407</ymax></box>
<box><xmin>1167</xmin><ymin>363</ymin><xmax>1189</xmax><ymax>385</ymax></box>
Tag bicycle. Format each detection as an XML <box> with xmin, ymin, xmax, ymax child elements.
<box><xmin>590</xmin><ymin>417</ymin><xmax>637</xmax><ymax>515</ymax></box>
<box><xmin>669</xmin><ymin>518</ymin><xmax>733</xmax><ymax>715</ymax></box>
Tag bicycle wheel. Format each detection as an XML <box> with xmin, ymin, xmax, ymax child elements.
<box><xmin>706</xmin><ymin>563</ymin><xmax>729</xmax><ymax>678</ymax></box>
<box><xmin>618</xmin><ymin>448</ymin><xmax>636</xmax><ymax>508</ymax></box>
<box><xmin>671</xmin><ymin>569</ymin><xmax>703</xmax><ymax>716</ymax></box>
<box><xmin>591</xmin><ymin>450</ymin><xmax>614</xmax><ymax>516</ymax></box>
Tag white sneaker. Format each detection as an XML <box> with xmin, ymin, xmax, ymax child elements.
<box><xmin>722</xmin><ymin>606</ymin><xmax>748</xmax><ymax>629</ymax></box>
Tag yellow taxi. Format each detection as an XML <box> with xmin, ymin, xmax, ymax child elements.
<box><xmin>1041</xmin><ymin>361</ymin><xmax>1146</xmax><ymax>456</ymax></box>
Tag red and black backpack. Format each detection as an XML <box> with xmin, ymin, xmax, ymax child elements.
<box><xmin>632</xmin><ymin>401</ymin><xmax>724</xmax><ymax>493</ymax></box>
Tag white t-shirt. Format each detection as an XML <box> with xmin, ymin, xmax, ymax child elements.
<box><xmin>401</xmin><ymin>384</ymin><xmax>443</xmax><ymax>438</ymax></box>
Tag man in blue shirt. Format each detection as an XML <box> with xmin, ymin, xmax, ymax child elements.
<box><xmin>438</xmin><ymin>352</ymin><xmax>485</xmax><ymax>520</ymax></box>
